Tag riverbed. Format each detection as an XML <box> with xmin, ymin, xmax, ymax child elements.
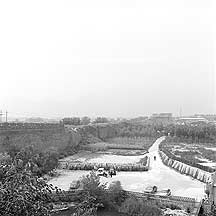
<box><xmin>49</xmin><ymin>137</ymin><xmax>205</xmax><ymax>200</ymax></box>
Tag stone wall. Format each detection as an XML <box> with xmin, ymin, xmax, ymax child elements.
<box><xmin>0</xmin><ymin>123</ymin><xmax>63</xmax><ymax>132</ymax></box>
<box><xmin>0</xmin><ymin>129</ymin><xmax>81</xmax><ymax>154</ymax></box>
<box><xmin>0</xmin><ymin>123</ymin><xmax>116</xmax><ymax>154</ymax></box>
<box><xmin>76</xmin><ymin>123</ymin><xmax>117</xmax><ymax>142</ymax></box>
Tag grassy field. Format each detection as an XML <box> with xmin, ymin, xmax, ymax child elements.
<box><xmin>107</xmin><ymin>137</ymin><xmax>155</xmax><ymax>148</ymax></box>
<box><xmin>81</xmin><ymin>137</ymin><xmax>155</xmax><ymax>153</ymax></box>
<box><xmin>160</xmin><ymin>139</ymin><xmax>216</xmax><ymax>171</ymax></box>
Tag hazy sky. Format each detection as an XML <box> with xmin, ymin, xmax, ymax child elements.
<box><xmin>0</xmin><ymin>0</ymin><xmax>215</xmax><ymax>118</ymax></box>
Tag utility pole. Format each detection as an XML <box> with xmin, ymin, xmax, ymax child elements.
<box><xmin>0</xmin><ymin>110</ymin><xmax>3</xmax><ymax>123</ymax></box>
<box><xmin>5</xmin><ymin>111</ymin><xmax>8</xmax><ymax>123</ymax></box>
<box><xmin>180</xmin><ymin>107</ymin><xmax>182</xmax><ymax>118</ymax></box>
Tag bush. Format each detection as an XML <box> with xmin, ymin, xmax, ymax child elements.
<box><xmin>80</xmin><ymin>171</ymin><xmax>107</xmax><ymax>205</ymax></box>
<box><xmin>0</xmin><ymin>158</ymin><xmax>56</xmax><ymax>216</ymax></box>
<box><xmin>119</xmin><ymin>197</ymin><xmax>162</xmax><ymax>216</ymax></box>
<box><xmin>107</xmin><ymin>181</ymin><xmax>127</xmax><ymax>209</ymax></box>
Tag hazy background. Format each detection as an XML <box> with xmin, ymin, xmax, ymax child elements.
<box><xmin>0</xmin><ymin>0</ymin><xmax>215</xmax><ymax>118</ymax></box>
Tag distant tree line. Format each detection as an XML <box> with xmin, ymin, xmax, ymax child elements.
<box><xmin>62</xmin><ymin>116</ymin><xmax>110</xmax><ymax>125</ymax></box>
<box><xmin>164</xmin><ymin>124</ymin><xmax>216</xmax><ymax>143</ymax></box>
<box><xmin>114</xmin><ymin>122</ymin><xmax>163</xmax><ymax>138</ymax></box>
<box><xmin>117</xmin><ymin>122</ymin><xmax>216</xmax><ymax>142</ymax></box>
<box><xmin>109</xmin><ymin>122</ymin><xmax>216</xmax><ymax>143</ymax></box>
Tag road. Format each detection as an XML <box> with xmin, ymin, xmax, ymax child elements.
<box><xmin>148</xmin><ymin>136</ymin><xmax>166</xmax><ymax>169</ymax></box>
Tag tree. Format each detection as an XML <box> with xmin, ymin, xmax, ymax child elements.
<box><xmin>8</xmin><ymin>146</ymin><xmax>59</xmax><ymax>177</ymax></box>
<box><xmin>73</xmin><ymin>193</ymin><xmax>99</xmax><ymax>216</ymax></box>
<box><xmin>119</xmin><ymin>197</ymin><xmax>162</xmax><ymax>216</ymax></box>
<box><xmin>62</xmin><ymin>117</ymin><xmax>81</xmax><ymax>125</ymax></box>
<box><xmin>0</xmin><ymin>158</ymin><xmax>55</xmax><ymax>216</ymax></box>
<box><xmin>80</xmin><ymin>171</ymin><xmax>107</xmax><ymax>205</ymax></box>
<box><xmin>2</xmin><ymin>136</ymin><xmax>20</xmax><ymax>160</ymax></box>
<box><xmin>107</xmin><ymin>181</ymin><xmax>127</xmax><ymax>209</ymax></box>
<box><xmin>39</xmin><ymin>150</ymin><xmax>59</xmax><ymax>175</ymax></box>
<box><xmin>80</xmin><ymin>117</ymin><xmax>91</xmax><ymax>125</ymax></box>
<box><xmin>79</xmin><ymin>173</ymin><xmax>127</xmax><ymax>214</ymax></box>
<box><xmin>72</xmin><ymin>172</ymin><xmax>107</xmax><ymax>215</ymax></box>
<box><xmin>93</xmin><ymin>117</ymin><xmax>109</xmax><ymax>124</ymax></box>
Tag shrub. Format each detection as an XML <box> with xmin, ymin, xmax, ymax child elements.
<box><xmin>107</xmin><ymin>181</ymin><xmax>127</xmax><ymax>209</ymax></box>
<box><xmin>0</xmin><ymin>158</ymin><xmax>56</xmax><ymax>216</ymax></box>
<box><xmin>119</xmin><ymin>197</ymin><xmax>162</xmax><ymax>216</ymax></box>
<box><xmin>80</xmin><ymin>171</ymin><xmax>107</xmax><ymax>205</ymax></box>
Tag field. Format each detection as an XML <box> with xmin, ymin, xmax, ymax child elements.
<box><xmin>80</xmin><ymin>137</ymin><xmax>155</xmax><ymax>155</ymax></box>
<box><xmin>160</xmin><ymin>139</ymin><xmax>216</xmax><ymax>171</ymax></box>
<box><xmin>58</xmin><ymin>137</ymin><xmax>153</xmax><ymax>172</ymax></box>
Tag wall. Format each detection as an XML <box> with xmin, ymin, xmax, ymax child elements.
<box><xmin>76</xmin><ymin>123</ymin><xmax>117</xmax><ymax>142</ymax></box>
<box><xmin>0</xmin><ymin>129</ymin><xmax>81</xmax><ymax>154</ymax></box>
<box><xmin>0</xmin><ymin>122</ymin><xmax>150</xmax><ymax>155</ymax></box>
<box><xmin>0</xmin><ymin>123</ymin><xmax>117</xmax><ymax>154</ymax></box>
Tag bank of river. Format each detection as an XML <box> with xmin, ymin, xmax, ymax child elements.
<box><xmin>49</xmin><ymin>137</ymin><xmax>205</xmax><ymax>200</ymax></box>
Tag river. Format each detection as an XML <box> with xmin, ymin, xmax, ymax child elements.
<box><xmin>48</xmin><ymin>137</ymin><xmax>205</xmax><ymax>200</ymax></box>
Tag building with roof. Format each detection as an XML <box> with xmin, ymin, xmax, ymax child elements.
<box><xmin>150</xmin><ymin>113</ymin><xmax>173</xmax><ymax>125</ymax></box>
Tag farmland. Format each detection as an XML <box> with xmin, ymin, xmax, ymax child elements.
<box><xmin>160</xmin><ymin>137</ymin><xmax>216</xmax><ymax>172</ymax></box>
<box><xmin>80</xmin><ymin>137</ymin><xmax>155</xmax><ymax>156</ymax></box>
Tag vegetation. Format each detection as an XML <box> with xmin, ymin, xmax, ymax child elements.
<box><xmin>119</xmin><ymin>197</ymin><xmax>162</xmax><ymax>216</ymax></box>
<box><xmin>3</xmin><ymin>144</ymin><xmax>59</xmax><ymax>176</ymax></box>
<box><xmin>114</xmin><ymin>122</ymin><xmax>163</xmax><ymax>138</ymax></box>
<box><xmin>157</xmin><ymin>123</ymin><xmax>216</xmax><ymax>173</ymax></box>
<box><xmin>80</xmin><ymin>116</ymin><xmax>91</xmax><ymax>125</ymax></box>
<box><xmin>78</xmin><ymin>172</ymin><xmax>127</xmax><ymax>214</ymax></box>
<box><xmin>107</xmin><ymin>181</ymin><xmax>127</xmax><ymax>209</ymax></box>
<box><xmin>62</xmin><ymin>117</ymin><xmax>81</xmax><ymax>125</ymax></box>
<box><xmin>82</xmin><ymin>136</ymin><xmax>155</xmax><ymax>153</ymax></box>
<box><xmin>114</xmin><ymin>122</ymin><xmax>216</xmax><ymax>143</ymax></box>
<box><xmin>80</xmin><ymin>171</ymin><xmax>107</xmax><ymax>206</ymax></box>
<box><xmin>0</xmin><ymin>154</ymin><xmax>56</xmax><ymax>216</ymax></box>
<box><xmin>159</xmin><ymin>140</ymin><xmax>216</xmax><ymax>173</ymax></box>
<box><xmin>106</xmin><ymin>137</ymin><xmax>155</xmax><ymax>150</ymax></box>
<box><xmin>93</xmin><ymin>117</ymin><xmax>109</xmax><ymax>124</ymax></box>
<box><xmin>0</xmin><ymin>130</ymin><xmax>77</xmax><ymax>158</ymax></box>
<box><xmin>66</xmin><ymin>162</ymin><xmax>149</xmax><ymax>171</ymax></box>
<box><xmin>164</xmin><ymin>124</ymin><xmax>216</xmax><ymax>143</ymax></box>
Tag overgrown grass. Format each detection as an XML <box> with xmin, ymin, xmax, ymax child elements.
<box><xmin>106</xmin><ymin>137</ymin><xmax>155</xmax><ymax>150</ymax></box>
<box><xmin>82</xmin><ymin>137</ymin><xmax>155</xmax><ymax>151</ymax></box>
<box><xmin>160</xmin><ymin>138</ymin><xmax>216</xmax><ymax>172</ymax></box>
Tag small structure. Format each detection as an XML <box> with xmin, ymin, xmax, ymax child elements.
<box><xmin>176</xmin><ymin>117</ymin><xmax>208</xmax><ymax>125</ymax></box>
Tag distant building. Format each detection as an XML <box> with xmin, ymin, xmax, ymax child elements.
<box><xmin>195</xmin><ymin>114</ymin><xmax>216</xmax><ymax>122</ymax></box>
<box><xmin>176</xmin><ymin>117</ymin><xmax>208</xmax><ymax>125</ymax></box>
<box><xmin>150</xmin><ymin>113</ymin><xmax>173</xmax><ymax>125</ymax></box>
<box><xmin>129</xmin><ymin>116</ymin><xmax>148</xmax><ymax>124</ymax></box>
<box><xmin>62</xmin><ymin>117</ymin><xmax>81</xmax><ymax>125</ymax></box>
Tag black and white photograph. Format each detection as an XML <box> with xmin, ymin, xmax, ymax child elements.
<box><xmin>0</xmin><ymin>0</ymin><xmax>216</xmax><ymax>215</ymax></box>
